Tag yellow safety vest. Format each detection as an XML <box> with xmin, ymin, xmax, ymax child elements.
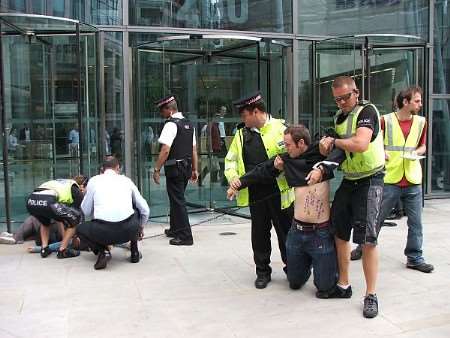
<box><xmin>334</xmin><ymin>103</ymin><xmax>385</xmax><ymax>180</ymax></box>
<box><xmin>383</xmin><ymin>113</ymin><xmax>425</xmax><ymax>185</ymax></box>
<box><xmin>38</xmin><ymin>179</ymin><xmax>77</xmax><ymax>204</ymax></box>
<box><xmin>224</xmin><ymin>118</ymin><xmax>294</xmax><ymax>209</ymax></box>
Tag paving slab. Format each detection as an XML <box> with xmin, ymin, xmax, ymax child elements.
<box><xmin>0</xmin><ymin>200</ymin><xmax>449</xmax><ymax>338</ymax></box>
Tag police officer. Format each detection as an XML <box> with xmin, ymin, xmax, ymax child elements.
<box><xmin>319</xmin><ymin>76</ymin><xmax>384</xmax><ymax>318</ymax></box>
<box><xmin>153</xmin><ymin>95</ymin><xmax>198</xmax><ymax>246</ymax></box>
<box><xmin>26</xmin><ymin>176</ymin><xmax>87</xmax><ymax>258</ymax></box>
<box><xmin>225</xmin><ymin>92</ymin><xmax>294</xmax><ymax>289</ymax></box>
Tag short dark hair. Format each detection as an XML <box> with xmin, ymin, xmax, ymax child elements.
<box><xmin>395</xmin><ymin>86</ymin><xmax>423</xmax><ymax>109</ymax></box>
<box><xmin>102</xmin><ymin>156</ymin><xmax>120</xmax><ymax>170</ymax></box>
<box><xmin>332</xmin><ymin>76</ymin><xmax>357</xmax><ymax>89</ymax></box>
<box><xmin>239</xmin><ymin>100</ymin><xmax>266</xmax><ymax>114</ymax></box>
<box><xmin>284</xmin><ymin>125</ymin><xmax>311</xmax><ymax>146</ymax></box>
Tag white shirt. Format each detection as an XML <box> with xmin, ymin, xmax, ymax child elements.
<box><xmin>158</xmin><ymin>112</ymin><xmax>196</xmax><ymax>147</ymax></box>
<box><xmin>81</xmin><ymin>169</ymin><xmax>150</xmax><ymax>225</ymax></box>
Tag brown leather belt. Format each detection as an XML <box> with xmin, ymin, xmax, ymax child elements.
<box><xmin>292</xmin><ymin>219</ymin><xmax>329</xmax><ymax>232</ymax></box>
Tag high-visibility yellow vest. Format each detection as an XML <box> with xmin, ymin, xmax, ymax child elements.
<box><xmin>38</xmin><ymin>179</ymin><xmax>77</xmax><ymax>204</ymax></box>
<box><xmin>335</xmin><ymin>103</ymin><xmax>385</xmax><ymax>180</ymax></box>
<box><xmin>224</xmin><ymin>118</ymin><xmax>294</xmax><ymax>209</ymax></box>
<box><xmin>383</xmin><ymin>113</ymin><xmax>425</xmax><ymax>184</ymax></box>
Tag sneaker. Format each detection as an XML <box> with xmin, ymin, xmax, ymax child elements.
<box><xmin>316</xmin><ymin>284</ymin><xmax>352</xmax><ymax>299</ymax></box>
<box><xmin>363</xmin><ymin>294</ymin><xmax>378</xmax><ymax>318</ymax></box>
<box><xmin>350</xmin><ymin>247</ymin><xmax>362</xmax><ymax>261</ymax></box>
<box><xmin>406</xmin><ymin>262</ymin><xmax>434</xmax><ymax>273</ymax></box>
<box><xmin>0</xmin><ymin>235</ymin><xmax>16</xmax><ymax>244</ymax></box>
<box><xmin>0</xmin><ymin>231</ymin><xmax>13</xmax><ymax>237</ymax></box>
<box><xmin>40</xmin><ymin>246</ymin><xmax>52</xmax><ymax>258</ymax></box>
<box><xmin>57</xmin><ymin>248</ymin><xmax>80</xmax><ymax>259</ymax></box>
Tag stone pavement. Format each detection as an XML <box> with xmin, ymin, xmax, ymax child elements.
<box><xmin>0</xmin><ymin>200</ymin><xmax>450</xmax><ymax>338</ymax></box>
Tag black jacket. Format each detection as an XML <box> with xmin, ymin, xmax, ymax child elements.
<box><xmin>239</xmin><ymin>142</ymin><xmax>345</xmax><ymax>189</ymax></box>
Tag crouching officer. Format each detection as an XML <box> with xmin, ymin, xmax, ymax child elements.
<box><xmin>225</xmin><ymin>92</ymin><xmax>294</xmax><ymax>289</ymax></box>
<box><xmin>153</xmin><ymin>95</ymin><xmax>198</xmax><ymax>246</ymax></box>
<box><xmin>26</xmin><ymin>176</ymin><xmax>87</xmax><ymax>258</ymax></box>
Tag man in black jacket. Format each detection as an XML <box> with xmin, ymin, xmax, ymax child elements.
<box><xmin>228</xmin><ymin>125</ymin><xmax>348</xmax><ymax>297</ymax></box>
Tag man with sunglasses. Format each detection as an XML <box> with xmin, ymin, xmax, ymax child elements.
<box><xmin>318</xmin><ymin>76</ymin><xmax>385</xmax><ymax>318</ymax></box>
<box><xmin>225</xmin><ymin>92</ymin><xmax>294</xmax><ymax>289</ymax></box>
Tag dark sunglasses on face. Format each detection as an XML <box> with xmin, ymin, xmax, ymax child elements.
<box><xmin>334</xmin><ymin>91</ymin><xmax>355</xmax><ymax>102</ymax></box>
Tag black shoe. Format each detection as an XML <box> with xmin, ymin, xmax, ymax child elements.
<box><xmin>40</xmin><ymin>246</ymin><xmax>52</xmax><ymax>258</ymax></box>
<box><xmin>254</xmin><ymin>275</ymin><xmax>271</xmax><ymax>289</ymax></box>
<box><xmin>406</xmin><ymin>262</ymin><xmax>434</xmax><ymax>273</ymax></box>
<box><xmin>289</xmin><ymin>282</ymin><xmax>301</xmax><ymax>290</ymax></box>
<box><xmin>351</xmin><ymin>247</ymin><xmax>363</xmax><ymax>261</ymax></box>
<box><xmin>57</xmin><ymin>248</ymin><xmax>80</xmax><ymax>259</ymax></box>
<box><xmin>164</xmin><ymin>229</ymin><xmax>176</xmax><ymax>238</ymax></box>
<box><xmin>94</xmin><ymin>251</ymin><xmax>111</xmax><ymax>270</ymax></box>
<box><xmin>316</xmin><ymin>284</ymin><xmax>352</xmax><ymax>299</ymax></box>
<box><xmin>130</xmin><ymin>250</ymin><xmax>141</xmax><ymax>263</ymax></box>
<box><xmin>386</xmin><ymin>209</ymin><xmax>402</xmax><ymax>220</ymax></box>
<box><xmin>169</xmin><ymin>238</ymin><xmax>193</xmax><ymax>246</ymax></box>
<box><xmin>363</xmin><ymin>294</ymin><xmax>378</xmax><ymax>318</ymax></box>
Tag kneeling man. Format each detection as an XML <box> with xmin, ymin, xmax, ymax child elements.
<box><xmin>228</xmin><ymin>125</ymin><xmax>346</xmax><ymax>297</ymax></box>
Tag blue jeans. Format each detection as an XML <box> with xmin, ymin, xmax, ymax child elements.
<box><xmin>380</xmin><ymin>184</ymin><xmax>425</xmax><ymax>265</ymax></box>
<box><xmin>286</xmin><ymin>227</ymin><xmax>337</xmax><ymax>292</ymax></box>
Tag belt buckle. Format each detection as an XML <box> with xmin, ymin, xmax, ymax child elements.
<box><xmin>297</xmin><ymin>224</ymin><xmax>303</xmax><ymax>231</ymax></box>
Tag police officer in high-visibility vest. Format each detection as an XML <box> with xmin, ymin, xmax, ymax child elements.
<box><xmin>318</xmin><ymin>76</ymin><xmax>384</xmax><ymax>319</ymax></box>
<box><xmin>26</xmin><ymin>176</ymin><xmax>87</xmax><ymax>258</ymax></box>
<box><xmin>153</xmin><ymin>95</ymin><xmax>199</xmax><ymax>246</ymax></box>
<box><xmin>225</xmin><ymin>92</ymin><xmax>294</xmax><ymax>289</ymax></box>
<box><xmin>351</xmin><ymin>86</ymin><xmax>434</xmax><ymax>273</ymax></box>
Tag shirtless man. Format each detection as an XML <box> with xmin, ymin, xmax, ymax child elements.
<box><xmin>228</xmin><ymin>125</ymin><xmax>347</xmax><ymax>297</ymax></box>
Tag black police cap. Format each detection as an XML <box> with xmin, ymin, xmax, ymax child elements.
<box><xmin>155</xmin><ymin>95</ymin><xmax>176</xmax><ymax>108</ymax></box>
<box><xmin>232</xmin><ymin>92</ymin><xmax>263</xmax><ymax>110</ymax></box>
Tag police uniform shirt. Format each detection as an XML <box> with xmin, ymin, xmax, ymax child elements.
<box><xmin>81</xmin><ymin>169</ymin><xmax>150</xmax><ymax>225</ymax></box>
<box><xmin>158</xmin><ymin>112</ymin><xmax>196</xmax><ymax>147</ymax></box>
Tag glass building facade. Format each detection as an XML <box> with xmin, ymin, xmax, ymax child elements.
<box><xmin>0</xmin><ymin>0</ymin><xmax>449</xmax><ymax>229</ymax></box>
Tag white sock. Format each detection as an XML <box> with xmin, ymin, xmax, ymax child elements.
<box><xmin>337</xmin><ymin>283</ymin><xmax>350</xmax><ymax>289</ymax></box>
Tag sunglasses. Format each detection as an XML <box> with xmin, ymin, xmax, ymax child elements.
<box><xmin>334</xmin><ymin>91</ymin><xmax>355</xmax><ymax>102</ymax></box>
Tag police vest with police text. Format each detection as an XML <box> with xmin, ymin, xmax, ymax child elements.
<box><xmin>38</xmin><ymin>179</ymin><xmax>76</xmax><ymax>204</ymax></box>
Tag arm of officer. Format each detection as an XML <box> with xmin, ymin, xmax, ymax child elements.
<box><xmin>131</xmin><ymin>182</ymin><xmax>150</xmax><ymax>226</ymax></box>
<box><xmin>224</xmin><ymin>133</ymin><xmax>240</xmax><ymax>185</ymax></box>
<box><xmin>239</xmin><ymin>157</ymin><xmax>280</xmax><ymax>190</ymax></box>
<box><xmin>191</xmin><ymin>144</ymin><xmax>198</xmax><ymax>182</ymax></box>
<box><xmin>80</xmin><ymin>182</ymin><xmax>94</xmax><ymax>218</ymax></box>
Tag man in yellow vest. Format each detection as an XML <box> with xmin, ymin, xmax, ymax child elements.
<box><xmin>225</xmin><ymin>92</ymin><xmax>294</xmax><ymax>289</ymax></box>
<box><xmin>351</xmin><ymin>86</ymin><xmax>434</xmax><ymax>274</ymax></box>
<box><xmin>26</xmin><ymin>176</ymin><xmax>87</xmax><ymax>259</ymax></box>
<box><xmin>317</xmin><ymin>76</ymin><xmax>385</xmax><ymax>318</ymax></box>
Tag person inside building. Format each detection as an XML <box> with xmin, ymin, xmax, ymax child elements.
<box><xmin>225</xmin><ymin>92</ymin><xmax>294</xmax><ymax>289</ymax></box>
<box><xmin>26</xmin><ymin>175</ymin><xmax>88</xmax><ymax>259</ymax></box>
<box><xmin>77</xmin><ymin>156</ymin><xmax>150</xmax><ymax>270</ymax></box>
<box><xmin>350</xmin><ymin>86</ymin><xmax>434</xmax><ymax>273</ymax></box>
<box><xmin>153</xmin><ymin>95</ymin><xmax>198</xmax><ymax>246</ymax></box>
<box><xmin>319</xmin><ymin>76</ymin><xmax>385</xmax><ymax>318</ymax></box>
<box><xmin>227</xmin><ymin>124</ymin><xmax>346</xmax><ymax>296</ymax></box>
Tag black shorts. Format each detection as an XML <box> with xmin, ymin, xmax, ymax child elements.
<box><xmin>26</xmin><ymin>192</ymin><xmax>57</xmax><ymax>226</ymax></box>
<box><xmin>331</xmin><ymin>172</ymin><xmax>384</xmax><ymax>245</ymax></box>
<box><xmin>26</xmin><ymin>192</ymin><xmax>81</xmax><ymax>228</ymax></box>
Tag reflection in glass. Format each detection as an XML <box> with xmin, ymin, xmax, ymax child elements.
<box><xmin>298</xmin><ymin>0</ymin><xmax>428</xmax><ymax>38</ymax></box>
<box><xmin>130</xmin><ymin>0</ymin><xmax>292</xmax><ymax>33</ymax></box>
<box><xmin>433</xmin><ymin>0</ymin><xmax>450</xmax><ymax>94</ymax></box>
<box><xmin>431</xmin><ymin>99</ymin><xmax>450</xmax><ymax>193</ymax></box>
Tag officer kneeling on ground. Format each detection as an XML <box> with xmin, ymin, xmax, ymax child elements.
<box><xmin>26</xmin><ymin>175</ymin><xmax>88</xmax><ymax>258</ymax></box>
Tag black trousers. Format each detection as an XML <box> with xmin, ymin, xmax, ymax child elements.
<box><xmin>165</xmin><ymin>161</ymin><xmax>193</xmax><ymax>241</ymax></box>
<box><xmin>249</xmin><ymin>188</ymin><xmax>293</xmax><ymax>276</ymax></box>
<box><xmin>76</xmin><ymin>211</ymin><xmax>140</xmax><ymax>253</ymax></box>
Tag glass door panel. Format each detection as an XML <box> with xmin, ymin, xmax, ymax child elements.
<box><xmin>135</xmin><ymin>36</ymin><xmax>288</xmax><ymax>217</ymax></box>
